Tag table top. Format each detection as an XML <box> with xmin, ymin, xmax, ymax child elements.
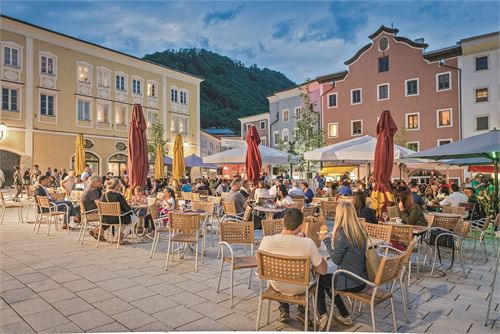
<box><xmin>253</xmin><ymin>205</ymin><xmax>286</xmax><ymax>213</ymax></box>
<box><xmin>380</xmin><ymin>221</ymin><xmax>430</xmax><ymax>235</ymax></box>
<box><xmin>129</xmin><ymin>203</ymin><xmax>149</xmax><ymax>209</ymax></box>
<box><xmin>318</xmin><ymin>237</ymin><xmax>384</xmax><ymax>258</ymax></box>
<box><xmin>432</xmin><ymin>212</ymin><xmax>468</xmax><ymax>219</ymax></box>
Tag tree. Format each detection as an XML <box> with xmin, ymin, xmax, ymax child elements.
<box><xmin>147</xmin><ymin>121</ymin><xmax>168</xmax><ymax>157</ymax></box>
<box><xmin>288</xmin><ymin>82</ymin><xmax>324</xmax><ymax>178</ymax></box>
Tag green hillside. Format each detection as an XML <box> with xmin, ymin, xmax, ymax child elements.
<box><xmin>143</xmin><ymin>48</ymin><xmax>296</xmax><ymax>132</ymax></box>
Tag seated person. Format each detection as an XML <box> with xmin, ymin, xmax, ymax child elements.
<box><xmin>337</xmin><ymin>181</ymin><xmax>353</xmax><ymax>197</ymax></box>
<box><xmin>352</xmin><ymin>190</ymin><xmax>377</xmax><ymax>224</ymax></box>
<box><xmin>398</xmin><ymin>187</ymin><xmax>427</xmax><ymax>226</ymax></box>
<box><xmin>464</xmin><ymin>187</ymin><xmax>485</xmax><ymax>221</ymax></box>
<box><xmin>80</xmin><ymin>175</ymin><xmax>103</xmax><ymax>221</ymax></box>
<box><xmin>275</xmin><ymin>184</ymin><xmax>294</xmax><ymax>207</ymax></box>
<box><xmin>439</xmin><ymin>183</ymin><xmax>468</xmax><ymax>207</ymax></box>
<box><xmin>130</xmin><ymin>186</ymin><xmax>148</xmax><ymax>217</ymax></box>
<box><xmin>258</xmin><ymin>208</ymin><xmax>327</xmax><ymax>325</ymax></box>
<box><xmin>181</xmin><ymin>179</ymin><xmax>192</xmax><ymax>192</ymax></box>
<box><xmin>35</xmin><ymin>175</ymin><xmax>80</xmax><ymax>229</ymax></box>
<box><xmin>226</xmin><ymin>180</ymin><xmax>261</xmax><ymax>228</ymax></box>
<box><xmin>317</xmin><ymin>201</ymin><xmax>368</xmax><ymax>329</ymax></box>
<box><xmin>410</xmin><ymin>182</ymin><xmax>426</xmax><ymax>210</ymax></box>
<box><xmin>254</xmin><ymin>181</ymin><xmax>270</xmax><ymax>202</ymax></box>
<box><xmin>216</xmin><ymin>179</ymin><xmax>230</xmax><ymax>196</ymax></box>
<box><xmin>289</xmin><ymin>182</ymin><xmax>305</xmax><ymax>197</ymax></box>
<box><xmin>301</xmin><ymin>182</ymin><xmax>314</xmax><ymax>204</ymax></box>
<box><xmin>240</xmin><ymin>179</ymin><xmax>251</xmax><ymax>199</ymax></box>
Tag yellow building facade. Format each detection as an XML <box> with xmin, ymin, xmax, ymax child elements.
<box><xmin>0</xmin><ymin>15</ymin><xmax>202</xmax><ymax>184</ymax></box>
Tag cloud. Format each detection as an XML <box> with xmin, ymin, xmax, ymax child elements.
<box><xmin>272</xmin><ymin>19</ymin><xmax>295</xmax><ymax>39</ymax></box>
<box><xmin>203</xmin><ymin>4</ymin><xmax>245</xmax><ymax>27</ymax></box>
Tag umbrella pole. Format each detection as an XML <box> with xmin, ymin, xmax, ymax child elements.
<box><xmin>494</xmin><ymin>159</ymin><xmax>499</xmax><ymax>214</ymax></box>
<box><xmin>399</xmin><ymin>164</ymin><xmax>402</xmax><ymax>181</ymax></box>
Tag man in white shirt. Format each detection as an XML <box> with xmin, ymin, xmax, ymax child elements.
<box><xmin>258</xmin><ymin>208</ymin><xmax>327</xmax><ymax>325</ymax></box>
<box><xmin>440</xmin><ymin>183</ymin><xmax>468</xmax><ymax>207</ymax></box>
<box><xmin>288</xmin><ymin>182</ymin><xmax>305</xmax><ymax>197</ymax></box>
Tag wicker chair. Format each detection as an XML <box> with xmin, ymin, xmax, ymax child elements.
<box><xmin>467</xmin><ymin>216</ymin><xmax>491</xmax><ymax>262</ymax></box>
<box><xmin>78</xmin><ymin>200</ymin><xmax>99</xmax><ymax>244</ymax></box>
<box><xmin>303</xmin><ymin>215</ymin><xmax>323</xmax><ymax>247</ymax></box>
<box><xmin>149</xmin><ymin>203</ymin><xmax>170</xmax><ymax>258</ymax></box>
<box><xmin>387</xmin><ymin>206</ymin><xmax>400</xmax><ymax>219</ymax></box>
<box><xmin>321</xmin><ymin>201</ymin><xmax>338</xmax><ymax>220</ymax></box>
<box><xmin>191</xmin><ymin>192</ymin><xmax>201</xmax><ymax>201</ymax></box>
<box><xmin>262</xmin><ymin>219</ymin><xmax>284</xmax><ymax>236</ymax></box>
<box><xmin>442</xmin><ymin>206</ymin><xmax>466</xmax><ymax>215</ymax></box>
<box><xmin>51</xmin><ymin>192</ymin><xmax>67</xmax><ymax>201</ymax></box>
<box><xmin>34</xmin><ymin>196</ymin><xmax>68</xmax><ymax>235</ymax></box>
<box><xmin>96</xmin><ymin>201</ymin><xmax>133</xmax><ymax>250</ymax></box>
<box><xmin>292</xmin><ymin>198</ymin><xmax>305</xmax><ymax>209</ymax></box>
<box><xmin>222</xmin><ymin>202</ymin><xmax>244</xmax><ymax>222</ymax></box>
<box><xmin>327</xmin><ymin>251</ymin><xmax>405</xmax><ymax>332</ymax></box>
<box><xmin>363</xmin><ymin>222</ymin><xmax>393</xmax><ymax>243</ymax></box>
<box><xmin>24</xmin><ymin>185</ymin><xmax>36</xmax><ymax>221</ymax></box>
<box><xmin>390</xmin><ymin>225</ymin><xmax>414</xmax><ymax>245</ymax></box>
<box><xmin>424</xmin><ymin>213</ymin><xmax>435</xmax><ymax>227</ymax></box>
<box><xmin>0</xmin><ymin>192</ymin><xmax>24</xmax><ymax>224</ymax></box>
<box><xmin>206</xmin><ymin>196</ymin><xmax>223</xmax><ymax>216</ymax></box>
<box><xmin>459</xmin><ymin>202</ymin><xmax>476</xmax><ymax>219</ymax></box>
<box><xmin>217</xmin><ymin>222</ymin><xmax>258</xmax><ymax>307</ymax></box>
<box><xmin>433</xmin><ymin>215</ymin><xmax>460</xmax><ymax>231</ymax></box>
<box><xmin>165</xmin><ymin>212</ymin><xmax>202</xmax><ymax>272</ymax></box>
<box><xmin>302</xmin><ymin>206</ymin><xmax>316</xmax><ymax>218</ymax></box>
<box><xmin>181</xmin><ymin>192</ymin><xmax>193</xmax><ymax>201</ymax></box>
<box><xmin>192</xmin><ymin>201</ymin><xmax>217</xmax><ymax>247</ymax></box>
<box><xmin>255</xmin><ymin>250</ymin><xmax>318</xmax><ymax>331</ymax></box>
<box><xmin>198</xmin><ymin>189</ymin><xmax>209</xmax><ymax>196</ymax></box>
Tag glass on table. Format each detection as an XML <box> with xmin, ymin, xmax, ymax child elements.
<box><xmin>382</xmin><ymin>212</ymin><xmax>389</xmax><ymax>222</ymax></box>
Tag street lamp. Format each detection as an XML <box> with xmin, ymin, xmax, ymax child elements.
<box><xmin>0</xmin><ymin>122</ymin><xmax>7</xmax><ymax>141</ymax></box>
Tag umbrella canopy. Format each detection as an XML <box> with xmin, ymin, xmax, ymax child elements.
<box><xmin>172</xmin><ymin>133</ymin><xmax>185</xmax><ymax>180</ymax></box>
<box><xmin>203</xmin><ymin>145</ymin><xmax>297</xmax><ymax>165</ymax></box>
<box><xmin>370</xmin><ymin>111</ymin><xmax>398</xmax><ymax>216</ymax></box>
<box><xmin>154</xmin><ymin>144</ymin><xmax>164</xmax><ymax>180</ymax></box>
<box><xmin>184</xmin><ymin>154</ymin><xmax>218</xmax><ymax>169</ymax></box>
<box><xmin>74</xmin><ymin>134</ymin><xmax>86</xmax><ymax>174</ymax></box>
<box><xmin>127</xmin><ymin>104</ymin><xmax>148</xmax><ymax>188</ymax></box>
<box><xmin>409</xmin><ymin>129</ymin><xmax>500</xmax><ymax>213</ymax></box>
<box><xmin>303</xmin><ymin>135</ymin><xmax>414</xmax><ymax>163</ymax></box>
<box><xmin>245</xmin><ymin>125</ymin><xmax>262</xmax><ymax>183</ymax></box>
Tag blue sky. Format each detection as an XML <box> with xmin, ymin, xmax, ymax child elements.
<box><xmin>2</xmin><ymin>0</ymin><xmax>499</xmax><ymax>82</ymax></box>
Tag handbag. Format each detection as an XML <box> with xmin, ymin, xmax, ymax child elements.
<box><xmin>428</xmin><ymin>229</ymin><xmax>455</xmax><ymax>269</ymax></box>
<box><xmin>365</xmin><ymin>238</ymin><xmax>380</xmax><ymax>282</ymax></box>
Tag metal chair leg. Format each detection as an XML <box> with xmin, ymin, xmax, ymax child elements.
<box><xmin>255</xmin><ymin>296</ymin><xmax>263</xmax><ymax>331</ymax></box>
<box><xmin>390</xmin><ymin>297</ymin><xmax>397</xmax><ymax>332</ymax></box>
<box><xmin>230</xmin><ymin>264</ymin><xmax>234</xmax><ymax>307</ymax></box>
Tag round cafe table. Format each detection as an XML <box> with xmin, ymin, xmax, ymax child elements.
<box><xmin>252</xmin><ymin>205</ymin><xmax>285</xmax><ymax>220</ymax></box>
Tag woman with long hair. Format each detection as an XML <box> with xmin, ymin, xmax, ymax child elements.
<box><xmin>398</xmin><ymin>187</ymin><xmax>427</xmax><ymax>226</ymax></box>
<box><xmin>316</xmin><ymin>201</ymin><xmax>368</xmax><ymax>329</ymax></box>
<box><xmin>352</xmin><ymin>190</ymin><xmax>378</xmax><ymax>224</ymax></box>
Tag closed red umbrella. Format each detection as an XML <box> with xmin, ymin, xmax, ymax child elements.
<box><xmin>245</xmin><ymin>125</ymin><xmax>262</xmax><ymax>183</ymax></box>
<box><xmin>127</xmin><ymin>104</ymin><xmax>148</xmax><ymax>188</ymax></box>
<box><xmin>370</xmin><ymin>110</ymin><xmax>397</xmax><ymax>217</ymax></box>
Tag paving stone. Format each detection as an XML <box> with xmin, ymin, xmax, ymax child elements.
<box><xmin>10</xmin><ymin>297</ymin><xmax>53</xmax><ymax>316</ymax></box>
<box><xmin>61</xmin><ymin>278</ymin><xmax>97</xmax><ymax>292</ymax></box>
<box><xmin>15</xmin><ymin>272</ymin><xmax>48</xmax><ymax>284</ymax></box>
<box><xmin>96</xmin><ymin>277</ymin><xmax>137</xmax><ymax>292</ymax></box>
<box><xmin>132</xmin><ymin>320</ymin><xmax>173</xmax><ymax>332</ymax></box>
<box><xmin>177</xmin><ymin>316</ymin><xmax>231</xmax><ymax>331</ymax></box>
<box><xmin>112</xmin><ymin>308</ymin><xmax>158</xmax><ymax>330</ymax></box>
<box><xmin>87</xmin><ymin>321</ymin><xmax>130</xmax><ymax>332</ymax></box>
<box><xmin>0</xmin><ymin>287</ymin><xmax>37</xmax><ymax>303</ymax></box>
<box><xmin>130</xmin><ymin>294</ymin><xmax>177</xmax><ymax>314</ymax></box>
<box><xmin>93</xmin><ymin>296</ymin><xmax>135</xmax><ymax>316</ymax></box>
<box><xmin>26</xmin><ymin>278</ymin><xmax>62</xmax><ymax>292</ymax></box>
<box><xmin>152</xmin><ymin>304</ymin><xmax>204</xmax><ymax>328</ymax></box>
<box><xmin>191</xmin><ymin>301</ymin><xmax>235</xmax><ymax>320</ymax></box>
<box><xmin>39</xmin><ymin>321</ymin><xmax>83</xmax><ymax>333</ymax></box>
<box><xmin>149</xmin><ymin>282</ymin><xmax>184</xmax><ymax>296</ymax></box>
<box><xmin>0</xmin><ymin>279</ymin><xmax>25</xmax><ymax>292</ymax></box>
<box><xmin>169</xmin><ymin>290</ymin><xmax>208</xmax><ymax>307</ymax></box>
<box><xmin>175</xmin><ymin>279</ymin><xmax>210</xmax><ymax>292</ymax></box>
<box><xmin>50</xmin><ymin>271</ymin><xmax>81</xmax><ymax>283</ymax></box>
<box><xmin>0</xmin><ymin>320</ymin><xmax>36</xmax><ymax>334</ymax></box>
<box><xmin>130</xmin><ymin>274</ymin><xmax>167</xmax><ymax>287</ymax></box>
<box><xmin>76</xmin><ymin>286</ymin><xmax>114</xmax><ymax>303</ymax></box>
<box><xmin>217</xmin><ymin>312</ymin><xmax>256</xmax><ymax>330</ymax></box>
<box><xmin>51</xmin><ymin>297</ymin><xmax>94</xmax><ymax>316</ymax></box>
<box><xmin>195</xmin><ymin>287</ymin><xmax>231</xmax><ymax>303</ymax></box>
<box><xmin>0</xmin><ymin>307</ymin><xmax>24</xmax><ymax>326</ymax></box>
<box><xmin>38</xmin><ymin>287</ymin><xmax>77</xmax><ymax>303</ymax></box>
<box><xmin>23</xmin><ymin>309</ymin><xmax>69</xmax><ymax>331</ymax></box>
<box><xmin>68</xmin><ymin>308</ymin><xmax>114</xmax><ymax>331</ymax></box>
<box><xmin>112</xmin><ymin>285</ymin><xmax>157</xmax><ymax>302</ymax></box>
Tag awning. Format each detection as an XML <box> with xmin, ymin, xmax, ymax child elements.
<box><xmin>320</xmin><ymin>166</ymin><xmax>356</xmax><ymax>175</ymax></box>
<box><xmin>469</xmin><ymin>166</ymin><xmax>495</xmax><ymax>173</ymax></box>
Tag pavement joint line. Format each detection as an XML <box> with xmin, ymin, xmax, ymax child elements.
<box><xmin>467</xmin><ymin>322</ymin><xmax>473</xmax><ymax>333</ymax></box>
<box><xmin>1</xmin><ymin>295</ymin><xmax>45</xmax><ymax>333</ymax></box>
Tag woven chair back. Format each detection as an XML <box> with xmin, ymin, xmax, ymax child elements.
<box><xmin>96</xmin><ymin>201</ymin><xmax>121</xmax><ymax>217</ymax></box>
<box><xmin>374</xmin><ymin>253</ymin><xmax>404</xmax><ymax>285</ymax></box>
<box><xmin>36</xmin><ymin>196</ymin><xmax>51</xmax><ymax>209</ymax></box>
<box><xmin>262</xmin><ymin>219</ymin><xmax>284</xmax><ymax>236</ymax></box>
<box><xmin>459</xmin><ymin>202</ymin><xmax>475</xmax><ymax>213</ymax></box>
<box><xmin>454</xmin><ymin>219</ymin><xmax>471</xmax><ymax>238</ymax></box>
<box><xmin>387</xmin><ymin>206</ymin><xmax>400</xmax><ymax>219</ymax></box>
<box><xmin>242</xmin><ymin>206</ymin><xmax>253</xmax><ymax>222</ymax></box>
<box><xmin>301</xmin><ymin>206</ymin><xmax>315</xmax><ymax>218</ymax></box>
<box><xmin>223</xmin><ymin>201</ymin><xmax>238</xmax><ymax>216</ymax></box>
<box><xmin>219</xmin><ymin>222</ymin><xmax>254</xmax><ymax>244</ymax></box>
<box><xmin>303</xmin><ymin>216</ymin><xmax>323</xmax><ymax>247</ymax></box>
<box><xmin>433</xmin><ymin>215</ymin><xmax>460</xmax><ymax>231</ymax></box>
<box><xmin>424</xmin><ymin>213</ymin><xmax>435</xmax><ymax>227</ymax></box>
<box><xmin>442</xmin><ymin>206</ymin><xmax>466</xmax><ymax>215</ymax></box>
<box><xmin>292</xmin><ymin>198</ymin><xmax>305</xmax><ymax>209</ymax></box>
<box><xmin>149</xmin><ymin>203</ymin><xmax>161</xmax><ymax>220</ymax></box>
<box><xmin>207</xmin><ymin>196</ymin><xmax>222</xmax><ymax>205</ymax></box>
<box><xmin>169</xmin><ymin>213</ymin><xmax>200</xmax><ymax>232</ymax></box>
<box><xmin>363</xmin><ymin>222</ymin><xmax>392</xmax><ymax>242</ymax></box>
<box><xmin>191</xmin><ymin>193</ymin><xmax>201</xmax><ymax>201</ymax></box>
<box><xmin>181</xmin><ymin>192</ymin><xmax>193</xmax><ymax>201</ymax></box>
<box><xmin>256</xmin><ymin>250</ymin><xmax>310</xmax><ymax>285</ymax></box>
<box><xmin>321</xmin><ymin>201</ymin><xmax>338</xmax><ymax>219</ymax></box>
<box><xmin>51</xmin><ymin>192</ymin><xmax>66</xmax><ymax>201</ymax></box>
<box><xmin>192</xmin><ymin>201</ymin><xmax>215</xmax><ymax>213</ymax></box>
<box><xmin>198</xmin><ymin>190</ymin><xmax>209</xmax><ymax>196</ymax></box>
<box><xmin>390</xmin><ymin>225</ymin><xmax>414</xmax><ymax>244</ymax></box>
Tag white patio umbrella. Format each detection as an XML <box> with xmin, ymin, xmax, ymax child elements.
<box><xmin>203</xmin><ymin>144</ymin><xmax>297</xmax><ymax>165</ymax></box>
<box><xmin>304</xmin><ymin>135</ymin><xmax>415</xmax><ymax>163</ymax></box>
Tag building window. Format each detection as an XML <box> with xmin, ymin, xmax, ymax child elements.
<box><xmin>259</xmin><ymin>121</ymin><xmax>265</xmax><ymax>130</ymax></box>
<box><xmin>351</xmin><ymin>89</ymin><xmax>362</xmax><ymax>104</ymax></box>
<box><xmin>115</xmin><ymin>74</ymin><xmax>127</xmax><ymax>91</ymax></box>
<box><xmin>97</xmin><ymin>68</ymin><xmax>111</xmax><ymax>88</ymax></box>
<box><xmin>406</xmin><ymin>113</ymin><xmax>419</xmax><ymax>130</ymax></box>
<box><xmin>244</xmin><ymin>123</ymin><xmax>251</xmax><ymax>132</ymax></box>
<box><xmin>294</xmin><ymin>128</ymin><xmax>299</xmax><ymax>140</ymax></box>
<box><xmin>351</xmin><ymin>120</ymin><xmax>362</xmax><ymax>136</ymax></box>
<box><xmin>406</xmin><ymin>79</ymin><xmax>419</xmax><ymax>96</ymax></box>
<box><xmin>377</xmin><ymin>83</ymin><xmax>389</xmax><ymax>100</ymax></box>
<box><xmin>114</xmin><ymin>104</ymin><xmax>127</xmax><ymax>125</ymax></box>
<box><xmin>437</xmin><ymin>109</ymin><xmax>452</xmax><ymax>128</ymax></box>
<box><xmin>282</xmin><ymin>129</ymin><xmax>289</xmax><ymax>143</ymax></box>
<box><xmin>407</xmin><ymin>141</ymin><xmax>419</xmax><ymax>152</ymax></box>
<box><xmin>328</xmin><ymin>93</ymin><xmax>337</xmax><ymax>108</ymax></box>
<box><xmin>475</xmin><ymin>56</ymin><xmax>488</xmax><ymax>71</ymax></box>
<box><xmin>273</xmin><ymin>132</ymin><xmax>280</xmax><ymax>145</ymax></box>
<box><xmin>438</xmin><ymin>139</ymin><xmax>452</xmax><ymax>146</ymax></box>
<box><xmin>2</xmin><ymin>87</ymin><xmax>18</xmax><ymax>112</ymax></box>
<box><xmin>378</xmin><ymin>56</ymin><xmax>389</xmax><ymax>72</ymax></box>
<box><xmin>261</xmin><ymin>137</ymin><xmax>266</xmax><ymax>146</ymax></box>
<box><xmin>132</xmin><ymin>78</ymin><xmax>142</xmax><ymax>95</ymax></box>
<box><xmin>475</xmin><ymin>115</ymin><xmax>489</xmax><ymax>131</ymax></box>
<box><xmin>3</xmin><ymin>46</ymin><xmax>19</xmax><ymax>67</ymax></box>
<box><xmin>436</xmin><ymin>72</ymin><xmax>451</xmax><ymax>91</ymax></box>
<box><xmin>171</xmin><ymin>88</ymin><xmax>178</xmax><ymax>103</ymax></box>
<box><xmin>328</xmin><ymin>123</ymin><xmax>338</xmax><ymax>138</ymax></box>
<box><xmin>294</xmin><ymin>107</ymin><xmax>302</xmax><ymax>120</ymax></box>
<box><xmin>77</xmin><ymin>99</ymin><xmax>91</xmax><ymax>121</ymax></box>
<box><xmin>77</xmin><ymin>63</ymin><xmax>91</xmax><ymax>83</ymax></box>
<box><xmin>40</xmin><ymin>93</ymin><xmax>55</xmax><ymax>116</ymax></box>
<box><xmin>171</xmin><ymin>116</ymin><xmax>188</xmax><ymax>134</ymax></box>
<box><xmin>180</xmin><ymin>91</ymin><xmax>187</xmax><ymax>104</ymax></box>
<box><xmin>147</xmin><ymin>82</ymin><xmax>157</xmax><ymax>98</ymax></box>
<box><xmin>147</xmin><ymin>110</ymin><xmax>158</xmax><ymax>127</ymax></box>
<box><xmin>40</xmin><ymin>54</ymin><xmax>55</xmax><ymax>75</ymax></box>
<box><xmin>282</xmin><ymin>109</ymin><xmax>289</xmax><ymax>122</ymax></box>
<box><xmin>475</xmin><ymin>88</ymin><xmax>489</xmax><ymax>102</ymax></box>
<box><xmin>96</xmin><ymin>102</ymin><xmax>110</xmax><ymax>123</ymax></box>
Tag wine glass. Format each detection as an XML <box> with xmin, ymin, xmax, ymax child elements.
<box><xmin>382</xmin><ymin>212</ymin><xmax>389</xmax><ymax>223</ymax></box>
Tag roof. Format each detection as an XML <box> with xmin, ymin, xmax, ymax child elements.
<box><xmin>1</xmin><ymin>14</ymin><xmax>204</xmax><ymax>81</ymax></box>
<box><xmin>368</xmin><ymin>25</ymin><xmax>399</xmax><ymax>39</ymax></box>
<box><xmin>423</xmin><ymin>45</ymin><xmax>462</xmax><ymax>62</ymax></box>
<box><xmin>315</xmin><ymin>70</ymin><xmax>349</xmax><ymax>84</ymax></box>
<box><xmin>238</xmin><ymin>112</ymin><xmax>270</xmax><ymax>122</ymax></box>
<box><xmin>203</xmin><ymin>128</ymin><xmax>236</xmax><ymax>136</ymax></box>
<box><xmin>344</xmin><ymin>43</ymin><xmax>372</xmax><ymax>65</ymax></box>
<box><xmin>394</xmin><ymin>36</ymin><xmax>428</xmax><ymax>49</ymax></box>
<box><xmin>460</xmin><ymin>31</ymin><xmax>500</xmax><ymax>43</ymax></box>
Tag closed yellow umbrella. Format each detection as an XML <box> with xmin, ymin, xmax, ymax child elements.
<box><xmin>172</xmin><ymin>134</ymin><xmax>185</xmax><ymax>180</ymax></box>
<box><xmin>74</xmin><ymin>134</ymin><xmax>86</xmax><ymax>174</ymax></box>
<box><xmin>154</xmin><ymin>143</ymin><xmax>164</xmax><ymax>180</ymax></box>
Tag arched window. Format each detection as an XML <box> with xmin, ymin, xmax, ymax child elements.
<box><xmin>108</xmin><ymin>153</ymin><xmax>128</xmax><ymax>177</ymax></box>
<box><xmin>71</xmin><ymin>152</ymin><xmax>99</xmax><ymax>174</ymax></box>
<box><xmin>282</xmin><ymin>129</ymin><xmax>289</xmax><ymax>143</ymax></box>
